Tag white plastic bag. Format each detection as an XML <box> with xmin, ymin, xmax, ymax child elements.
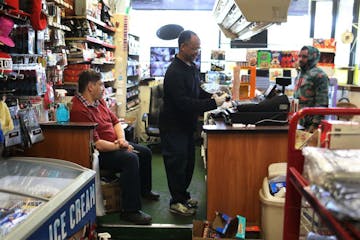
<box><xmin>92</xmin><ymin>149</ymin><xmax>106</xmax><ymax>216</ymax></box>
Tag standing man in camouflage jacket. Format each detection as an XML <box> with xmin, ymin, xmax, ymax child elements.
<box><xmin>294</xmin><ymin>45</ymin><xmax>329</xmax><ymax>132</ymax></box>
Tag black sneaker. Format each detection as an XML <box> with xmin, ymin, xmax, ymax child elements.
<box><xmin>120</xmin><ymin>210</ymin><xmax>152</xmax><ymax>225</ymax></box>
<box><xmin>141</xmin><ymin>191</ymin><xmax>160</xmax><ymax>201</ymax></box>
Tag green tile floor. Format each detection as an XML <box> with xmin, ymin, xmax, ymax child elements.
<box><xmin>96</xmin><ymin>147</ymin><xmax>207</xmax><ymax>240</ymax></box>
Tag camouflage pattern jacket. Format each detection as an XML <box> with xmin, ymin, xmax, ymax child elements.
<box><xmin>294</xmin><ymin>46</ymin><xmax>329</xmax><ymax>129</ymax></box>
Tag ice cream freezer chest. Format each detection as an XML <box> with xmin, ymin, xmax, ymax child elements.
<box><xmin>0</xmin><ymin>157</ymin><xmax>96</xmax><ymax>240</ymax></box>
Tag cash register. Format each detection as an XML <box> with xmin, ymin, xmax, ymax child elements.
<box><xmin>212</xmin><ymin>84</ymin><xmax>290</xmax><ymax>126</ymax></box>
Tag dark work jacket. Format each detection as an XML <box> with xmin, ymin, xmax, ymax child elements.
<box><xmin>159</xmin><ymin>55</ymin><xmax>217</xmax><ymax>133</ymax></box>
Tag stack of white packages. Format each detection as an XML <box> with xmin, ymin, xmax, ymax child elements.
<box><xmin>302</xmin><ymin>147</ymin><xmax>360</xmax><ymax>221</ymax></box>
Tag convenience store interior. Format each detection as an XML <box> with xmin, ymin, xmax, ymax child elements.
<box><xmin>1</xmin><ymin>0</ymin><xmax>360</xmax><ymax>239</ymax></box>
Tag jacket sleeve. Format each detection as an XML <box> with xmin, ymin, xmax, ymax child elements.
<box><xmin>311</xmin><ymin>71</ymin><xmax>329</xmax><ymax>127</ymax></box>
<box><xmin>166</xmin><ymin>70</ymin><xmax>217</xmax><ymax>114</ymax></box>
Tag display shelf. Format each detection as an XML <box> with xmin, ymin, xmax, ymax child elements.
<box><xmin>63</xmin><ymin>15</ymin><xmax>115</xmax><ymax>33</ymax></box>
<box><xmin>67</xmin><ymin>58</ymin><xmax>115</xmax><ymax>65</ymax></box>
<box><xmin>102</xmin><ymin>78</ymin><xmax>115</xmax><ymax>83</ymax></box>
<box><xmin>62</xmin><ymin>82</ymin><xmax>78</xmax><ymax>86</ymax></box>
<box><xmin>284</xmin><ymin>107</ymin><xmax>360</xmax><ymax>240</ymax></box>
<box><xmin>47</xmin><ymin>21</ymin><xmax>71</xmax><ymax>31</ymax></box>
<box><xmin>0</xmin><ymin>5</ymin><xmax>30</xmax><ymax>21</ymax></box>
<box><xmin>126</xmin><ymin>82</ymin><xmax>139</xmax><ymax>89</ymax></box>
<box><xmin>91</xmin><ymin>60</ymin><xmax>115</xmax><ymax>65</ymax></box>
<box><xmin>65</xmin><ymin>36</ymin><xmax>116</xmax><ymax>49</ymax></box>
<box><xmin>9</xmin><ymin>53</ymin><xmax>44</xmax><ymax>58</ymax></box>
<box><xmin>66</xmin><ymin>58</ymin><xmax>90</xmax><ymax>64</ymax></box>
<box><xmin>46</xmin><ymin>0</ymin><xmax>73</xmax><ymax>10</ymax></box>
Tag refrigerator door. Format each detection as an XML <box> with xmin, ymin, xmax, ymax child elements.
<box><xmin>0</xmin><ymin>157</ymin><xmax>96</xmax><ymax>240</ymax></box>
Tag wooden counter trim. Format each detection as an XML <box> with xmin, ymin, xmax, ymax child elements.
<box><xmin>39</xmin><ymin>122</ymin><xmax>98</xmax><ymax>129</ymax></box>
<box><xmin>203</xmin><ymin>121</ymin><xmax>288</xmax><ymax>132</ymax></box>
<box><xmin>338</xmin><ymin>84</ymin><xmax>360</xmax><ymax>92</ymax></box>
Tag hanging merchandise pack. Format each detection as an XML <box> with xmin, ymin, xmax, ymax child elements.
<box><xmin>17</xmin><ymin>107</ymin><xmax>44</xmax><ymax>148</ymax></box>
<box><xmin>4</xmin><ymin>104</ymin><xmax>22</xmax><ymax>148</ymax></box>
<box><xmin>0</xmin><ymin>100</ymin><xmax>14</xmax><ymax>134</ymax></box>
<box><xmin>0</xmin><ymin>124</ymin><xmax>3</xmax><ymax>156</ymax></box>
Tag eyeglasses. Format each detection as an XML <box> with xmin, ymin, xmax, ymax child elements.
<box><xmin>184</xmin><ymin>43</ymin><xmax>200</xmax><ymax>52</ymax></box>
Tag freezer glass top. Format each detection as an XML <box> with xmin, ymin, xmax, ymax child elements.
<box><xmin>0</xmin><ymin>157</ymin><xmax>83</xmax><ymax>200</ymax></box>
<box><xmin>0</xmin><ymin>192</ymin><xmax>46</xmax><ymax>238</ymax></box>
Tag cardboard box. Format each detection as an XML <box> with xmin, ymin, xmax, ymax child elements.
<box><xmin>101</xmin><ymin>182</ymin><xmax>121</xmax><ymax>212</ymax></box>
<box><xmin>75</xmin><ymin>0</ymin><xmax>98</xmax><ymax>16</ymax></box>
<box><xmin>192</xmin><ymin>220</ymin><xmax>235</xmax><ymax>240</ymax></box>
<box><xmin>320</xmin><ymin>120</ymin><xmax>360</xmax><ymax>149</ymax></box>
<box><xmin>295</xmin><ymin>129</ymin><xmax>320</xmax><ymax>149</ymax></box>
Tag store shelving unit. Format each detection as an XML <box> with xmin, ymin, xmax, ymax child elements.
<box><xmin>313</xmin><ymin>38</ymin><xmax>336</xmax><ymax>77</ymax></box>
<box><xmin>284</xmin><ymin>107</ymin><xmax>360</xmax><ymax>240</ymax></box>
<box><xmin>232</xmin><ymin>65</ymin><xmax>256</xmax><ymax>100</ymax></box>
<box><xmin>122</xmin><ymin>33</ymin><xmax>141</xmax><ymax>141</ymax></box>
<box><xmin>126</xmin><ymin>34</ymin><xmax>141</xmax><ymax>111</ymax></box>
<box><xmin>61</xmin><ymin>14</ymin><xmax>117</xmax><ymax>112</ymax></box>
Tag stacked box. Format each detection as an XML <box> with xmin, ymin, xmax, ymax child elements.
<box><xmin>192</xmin><ymin>220</ymin><xmax>235</xmax><ymax>240</ymax></box>
<box><xmin>320</xmin><ymin>120</ymin><xmax>360</xmax><ymax>149</ymax></box>
<box><xmin>101</xmin><ymin>182</ymin><xmax>121</xmax><ymax>212</ymax></box>
<box><xmin>63</xmin><ymin>64</ymin><xmax>91</xmax><ymax>82</ymax></box>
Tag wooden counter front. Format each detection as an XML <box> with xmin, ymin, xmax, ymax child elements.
<box><xmin>23</xmin><ymin>122</ymin><xmax>97</xmax><ymax>168</ymax></box>
<box><xmin>203</xmin><ymin>122</ymin><xmax>288</xmax><ymax>225</ymax></box>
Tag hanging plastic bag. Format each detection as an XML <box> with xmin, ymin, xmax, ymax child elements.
<box><xmin>93</xmin><ymin>149</ymin><xmax>106</xmax><ymax>216</ymax></box>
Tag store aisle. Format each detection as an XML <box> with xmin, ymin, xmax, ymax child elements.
<box><xmin>97</xmin><ymin>147</ymin><xmax>207</xmax><ymax>240</ymax></box>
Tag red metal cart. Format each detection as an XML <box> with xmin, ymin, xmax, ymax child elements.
<box><xmin>283</xmin><ymin>107</ymin><xmax>360</xmax><ymax>240</ymax></box>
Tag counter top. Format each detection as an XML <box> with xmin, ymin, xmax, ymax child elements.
<box><xmin>24</xmin><ymin>122</ymin><xmax>97</xmax><ymax>168</ymax></box>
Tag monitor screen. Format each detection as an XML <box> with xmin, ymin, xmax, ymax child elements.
<box><xmin>150</xmin><ymin>47</ymin><xmax>201</xmax><ymax>77</ymax></box>
<box><xmin>230</xmin><ymin>30</ymin><xmax>268</xmax><ymax>49</ymax></box>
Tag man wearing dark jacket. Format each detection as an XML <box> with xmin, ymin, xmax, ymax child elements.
<box><xmin>159</xmin><ymin>30</ymin><xmax>225</xmax><ymax>216</ymax></box>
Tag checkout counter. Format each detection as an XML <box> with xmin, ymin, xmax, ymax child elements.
<box><xmin>203</xmin><ymin>86</ymin><xmax>290</xmax><ymax>226</ymax></box>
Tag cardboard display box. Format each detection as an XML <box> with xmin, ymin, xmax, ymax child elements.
<box><xmin>192</xmin><ymin>220</ymin><xmax>235</xmax><ymax>240</ymax></box>
<box><xmin>101</xmin><ymin>182</ymin><xmax>121</xmax><ymax>212</ymax></box>
<box><xmin>320</xmin><ymin>120</ymin><xmax>360</xmax><ymax>149</ymax></box>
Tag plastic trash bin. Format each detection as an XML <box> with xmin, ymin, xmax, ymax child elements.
<box><xmin>259</xmin><ymin>162</ymin><xmax>286</xmax><ymax>240</ymax></box>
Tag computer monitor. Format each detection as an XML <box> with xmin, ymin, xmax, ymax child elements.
<box><xmin>150</xmin><ymin>47</ymin><xmax>201</xmax><ymax>77</ymax></box>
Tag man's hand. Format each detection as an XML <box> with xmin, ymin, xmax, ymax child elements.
<box><xmin>212</xmin><ymin>93</ymin><xmax>227</xmax><ymax>107</ymax></box>
<box><xmin>114</xmin><ymin>139</ymin><xmax>136</xmax><ymax>152</ymax></box>
<box><xmin>114</xmin><ymin>139</ymin><xmax>129</xmax><ymax>149</ymax></box>
<box><xmin>127</xmin><ymin>144</ymin><xmax>134</xmax><ymax>152</ymax></box>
